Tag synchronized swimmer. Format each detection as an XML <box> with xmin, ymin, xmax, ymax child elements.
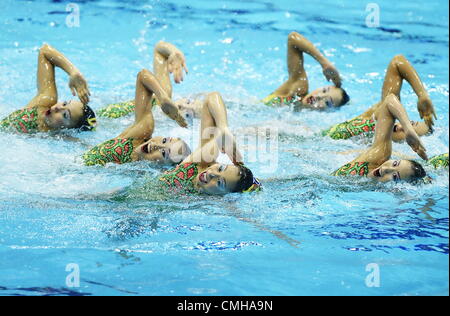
<box><xmin>1</xmin><ymin>31</ymin><xmax>448</xmax><ymax>195</ymax></box>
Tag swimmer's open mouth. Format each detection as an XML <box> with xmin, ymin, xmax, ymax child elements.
<box><xmin>373</xmin><ymin>168</ymin><xmax>382</xmax><ymax>177</ymax></box>
<box><xmin>199</xmin><ymin>172</ymin><xmax>208</xmax><ymax>184</ymax></box>
<box><xmin>142</xmin><ymin>144</ymin><xmax>150</xmax><ymax>154</ymax></box>
<box><xmin>306</xmin><ymin>96</ymin><xmax>316</xmax><ymax>105</ymax></box>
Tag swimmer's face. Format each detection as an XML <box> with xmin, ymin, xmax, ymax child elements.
<box><xmin>302</xmin><ymin>86</ymin><xmax>345</xmax><ymax>109</ymax></box>
<box><xmin>44</xmin><ymin>100</ymin><xmax>84</xmax><ymax>130</ymax></box>
<box><xmin>370</xmin><ymin>160</ymin><xmax>417</xmax><ymax>182</ymax></box>
<box><xmin>392</xmin><ymin>121</ymin><xmax>431</xmax><ymax>143</ymax></box>
<box><xmin>136</xmin><ymin>136</ymin><xmax>191</xmax><ymax>165</ymax></box>
<box><xmin>196</xmin><ymin>164</ymin><xmax>242</xmax><ymax>195</ymax></box>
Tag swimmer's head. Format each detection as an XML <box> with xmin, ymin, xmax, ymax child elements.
<box><xmin>44</xmin><ymin>100</ymin><xmax>97</xmax><ymax>131</ymax></box>
<box><xmin>370</xmin><ymin>159</ymin><xmax>426</xmax><ymax>183</ymax></box>
<box><xmin>196</xmin><ymin>164</ymin><xmax>259</xmax><ymax>195</ymax></box>
<box><xmin>302</xmin><ymin>86</ymin><xmax>350</xmax><ymax>109</ymax></box>
<box><xmin>392</xmin><ymin>121</ymin><xmax>433</xmax><ymax>143</ymax></box>
<box><xmin>136</xmin><ymin>136</ymin><xmax>191</xmax><ymax>165</ymax></box>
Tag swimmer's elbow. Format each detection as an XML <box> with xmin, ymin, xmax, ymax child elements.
<box><xmin>288</xmin><ymin>31</ymin><xmax>303</xmax><ymax>43</ymax></box>
<box><xmin>39</xmin><ymin>43</ymin><xmax>52</xmax><ymax>55</ymax></box>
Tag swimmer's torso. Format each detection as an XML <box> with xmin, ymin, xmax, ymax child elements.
<box><xmin>323</xmin><ymin>117</ymin><xmax>376</xmax><ymax>140</ymax></box>
<box><xmin>159</xmin><ymin>162</ymin><xmax>199</xmax><ymax>194</ymax></box>
<box><xmin>0</xmin><ymin>107</ymin><xmax>42</xmax><ymax>134</ymax></box>
<box><xmin>262</xmin><ymin>94</ymin><xmax>302</xmax><ymax>107</ymax></box>
<box><xmin>428</xmin><ymin>153</ymin><xmax>449</xmax><ymax>169</ymax></box>
<box><xmin>332</xmin><ymin>161</ymin><xmax>371</xmax><ymax>177</ymax></box>
<box><xmin>98</xmin><ymin>98</ymin><xmax>158</xmax><ymax>119</ymax></box>
<box><xmin>83</xmin><ymin>138</ymin><xmax>141</xmax><ymax>166</ymax></box>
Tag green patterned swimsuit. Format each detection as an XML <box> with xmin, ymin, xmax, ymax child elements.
<box><xmin>323</xmin><ymin>117</ymin><xmax>376</xmax><ymax>140</ymax></box>
<box><xmin>159</xmin><ymin>162</ymin><xmax>199</xmax><ymax>194</ymax></box>
<box><xmin>428</xmin><ymin>153</ymin><xmax>449</xmax><ymax>169</ymax></box>
<box><xmin>0</xmin><ymin>107</ymin><xmax>40</xmax><ymax>134</ymax></box>
<box><xmin>98</xmin><ymin>98</ymin><xmax>158</xmax><ymax>118</ymax></box>
<box><xmin>332</xmin><ymin>161</ymin><xmax>370</xmax><ymax>177</ymax></box>
<box><xmin>83</xmin><ymin>138</ymin><xmax>135</xmax><ymax>166</ymax></box>
<box><xmin>262</xmin><ymin>93</ymin><xmax>301</xmax><ymax>107</ymax></box>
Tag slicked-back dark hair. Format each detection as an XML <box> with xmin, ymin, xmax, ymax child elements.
<box><xmin>75</xmin><ymin>105</ymin><xmax>96</xmax><ymax>131</ymax></box>
<box><xmin>339</xmin><ymin>88</ymin><xmax>350</xmax><ymax>106</ymax></box>
<box><xmin>232</xmin><ymin>165</ymin><xmax>255</xmax><ymax>193</ymax></box>
<box><xmin>408</xmin><ymin>160</ymin><xmax>427</xmax><ymax>183</ymax></box>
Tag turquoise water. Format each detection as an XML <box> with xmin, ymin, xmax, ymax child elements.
<box><xmin>0</xmin><ymin>0</ymin><xmax>448</xmax><ymax>296</ymax></box>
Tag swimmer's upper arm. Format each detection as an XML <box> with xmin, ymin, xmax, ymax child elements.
<box><xmin>182</xmin><ymin>137</ymin><xmax>220</xmax><ymax>168</ymax></box>
<box><xmin>25</xmin><ymin>44</ymin><xmax>58</xmax><ymax>109</ymax></box>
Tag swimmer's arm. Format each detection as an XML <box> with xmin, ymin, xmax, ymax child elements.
<box><xmin>355</xmin><ymin>94</ymin><xmax>427</xmax><ymax>164</ymax></box>
<box><xmin>381</xmin><ymin>55</ymin><xmax>436</xmax><ymax>127</ymax></box>
<box><xmin>153</xmin><ymin>41</ymin><xmax>188</xmax><ymax>97</ymax></box>
<box><xmin>200</xmin><ymin>92</ymin><xmax>229</xmax><ymax>145</ymax></box>
<box><xmin>27</xmin><ymin>44</ymin><xmax>89</xmax><ymax>109</ymax></box>
<box><xmin>287</xmin><ymin>32</ymin><xmax>341</xmax><ymax>87</ymax></box>
<box><xmin>183</xmin><ymin>129</ymin><xmax>243</xmax><ymax>167</ymax></box>
<box><xmin>199</xmin><ymin>92</ymin><xmax>243</xmax><ymax>163</ymax></box>
<box><xmin>120</xmin><ymin>69</ymin><xmax>186</xmax><ymax>139</ymax></box>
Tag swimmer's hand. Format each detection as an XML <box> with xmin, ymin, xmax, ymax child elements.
<box><xmin>417</xmin><ymin>95</ymin><xmax>436</xmax><ymax>128</ymax></box>
<box><xmin>406</xmin><ymin>130</ymin><xmax>428</xmax><ymax>160</ymax></box>
<box><xmin>161</xmin><ymin>97</ymin><xmax>188</xmax><ymax>128</ymax></box>
<box><xmin>69</xmin><ymin>72</ymin><xmax>90</xmax><ymax>105</ymax></box>
<box><xmin>168</xmin><ymin>51</ymin><xmax>189</xmax><ymax>84</ymax></box>
<box><xmin>322</xmin><ymin>61</ymin><xmax>341</xmax><ymax>88</ymax></box>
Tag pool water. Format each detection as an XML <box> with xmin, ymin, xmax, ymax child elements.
<box><xmin>0</xmin><ymin>0</ymin><xmax>448</xmax><ymax>296</ymax></box>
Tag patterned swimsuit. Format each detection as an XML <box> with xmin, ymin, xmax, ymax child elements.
<box><xmin>428</xmin><ymin>153</ymin><xmax>449</xmax><ymax>169</ymax></box>
<box><xmin>262</xmin><ymin>94</ymin><xmax>302</xmax><ymax>107</ymax></box>
<box><xmin>159</xmin><ymin>162</ymin><xmax>199</xmax><ymax>194</ymax></box>
<box><xmin>323</xmin><ymin>117</ymin><xmax>376</xmax><ymax>140</ymax></box>
<box><xmin>0</xmin><ymin>107</ymin><xmax>40</xmax><ymax>134</ymax></box>
<box><xmin>332</xmin><ymin>161</ymin><xmax>370</xmax><ymax>177</ymax></box>
<box><xmin>98</xmin><ymin>98</ymin><xmax>158</xmax><ymax>119</ymax></box>
<box><xmin>83</xmin><ymin>138</ymin><xmax>135</xmax><ymax>166</ymax></box>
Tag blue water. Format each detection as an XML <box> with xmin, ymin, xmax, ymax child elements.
<box><xmin>0</xmin><ymin>0</ymin><xmax>448</xmax><ymax>296</ymax></box>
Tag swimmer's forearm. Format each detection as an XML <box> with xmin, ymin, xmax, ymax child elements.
<box><xmin>138</xmin><ymin>69</ymin><xmax>170</xmax><ymax>102</ymax></box>
<box><xmin>395</xmin><ymin>55</ymin><xmax>428</xmax><ymax>98</ymax></box>
<box><xmin>385</xmin><ymin>95</ymin><xmax>415</xmax><ymax>134</ymax></box>
<box><xmin>288</xmin><ymin>32</ymin><xmax>328</xmax><ymax>66</ymax></box>
<box><xmin>40</xmin><ymin>44</ymin><xmax>80</xmax><ymax>76</ymax></box>
<box><xmin>204</xmin><ymin>92</ymin><xmax>229</xmax><ymax>131</ymax></box>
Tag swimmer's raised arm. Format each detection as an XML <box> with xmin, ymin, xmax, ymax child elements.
<box><xmin>183</xmin><ymin>92</ymin><xmax>243</xmax><ymax>167</ymax></box>
<box><xmin>119</xmin><ymin>69</ymin><xmax>186</xmax><ymax>140</ymax></box>
<box><xmin>153</xmin><ymin>41</ymin><xmax>188</xmax><ymax>97</ymax></box>
<box><xmin>268</xmin><ymin>31</ymin><xmax>342</xmax><ymax>103</ymax></box>
<box><xmin>27</xmin><ymin>44</ymin><xmax>89</xmax><ymax>109</ymax></box>
<box><xmin>354</xmin><ymin>94</ymin><xmax>427</xmax><ymax>165</ymax></box>
<box><xmin>381</xmin><ymin>54</ymin><xmax>436</xmax><ymax>127</ymax></box>
<box><xmin>288</xmin><ymin>31</ymin><xmax>341</xmax><ymax>87</ymax></box>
